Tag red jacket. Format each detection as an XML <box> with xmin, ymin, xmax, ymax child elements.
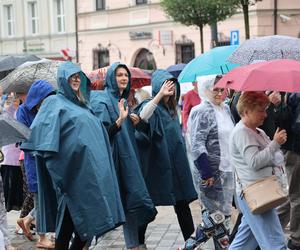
<box><xmin>182</xmin><ymin>89</ymin><xmax>201</xmax><ymax>132</ymax></box>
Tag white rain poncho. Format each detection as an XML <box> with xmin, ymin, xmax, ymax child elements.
<box><xmin>187</xmin><ymin>75</ymin><xmax>235</xmax><ymax>216</ymax></box>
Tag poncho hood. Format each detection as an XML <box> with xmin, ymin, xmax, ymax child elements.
<box><xmin>57</xmin><ymin>61</ymin><xmax>91</xmax><ymax>105</ymax></box>
<box><xmin>24</xmin><ymin>80</ymin><xmax>54</xmax><ymax>111</ymax></box>
<box><xmin>151</xmin><ymin>69</ymin><xmax>180</xmax><ymax>101</ymax></box>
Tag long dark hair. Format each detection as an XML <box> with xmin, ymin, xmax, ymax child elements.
<box><xmin>165</xmin><ymin>91</ymin><xmax>177</xmax><ymax>119</ymax></box>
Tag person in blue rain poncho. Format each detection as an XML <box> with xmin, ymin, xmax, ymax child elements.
<box><xmin>183</xmin><ymin>75</ymin><xmax>235</xmax><ymax>250</ymax></box>
<box><xmin>134</xmin><ymin>69</ymin><xmax>197</xmax><ymax>246</ymax></box>
<box><xmin>21</xmin><ymin>62</ymin><xmax>125</xmax><ymax>250</ymax></box>
<box><xmin>16</xmin><ymin>80</ymin><xmax>56</xmax><ymax>249</ymax></box>
<box><xmin>90</xmin><ymin>62</ymin><xmax>156</xmax><ymax>250</ymax></box>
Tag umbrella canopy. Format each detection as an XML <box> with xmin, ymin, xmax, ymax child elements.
<box><xmin>215</xmin><ymin>59</ymin><xmax>300</xmax><ymax>92</ymax></box>
<box><xmin>89</xmin><ymin>66</ymin><xmax>151</xmax><ymax>90</ymax></box>
<box><xmin>0</xmin><ymin>60</ymin><xmax>60</xmax><ymax>94</ymax></box>
<box><xmin>178</xmin><ymin>45</ymin><xmax>239</xmax><ymax>83</ymax></box>
<box><xmin>0</xmin><ymin>113</ymin><xmax>31</xmax><ymax>147</ymax></box>
<box><xmin>228</xmin><ymin>35</ymin><xmax>300</xmax><ymax>65</ymax></box>
<box><xmin>166</xmin><ymin>63</ymin><xmax>186</xmax><ymax>78</ymax></box>
<box><xmin>0</xmin><ymin>54</ymin><xmax>40</xmax><ymax>72</ymax></box>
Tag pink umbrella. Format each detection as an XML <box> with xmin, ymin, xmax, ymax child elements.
<box><xmin>215</xmin><ymin>59</ymin><xmax>300</xmax><ymax>92</ymax></box>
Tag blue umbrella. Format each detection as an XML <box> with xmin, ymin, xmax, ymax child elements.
<box><xmin>166</xmin><ymin>63</ymin><xmax>186</xmax><ymax>78</ymax></box>
<box><xmin>178</xmin><ymin>45</ymin><xmax>239</xmax><ymax>83</ymax></box>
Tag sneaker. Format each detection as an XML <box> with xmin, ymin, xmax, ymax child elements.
<box><xmin>288</xmin><ymin>239</ymin><xmax>300</xmax><ymax>250</ymax></box>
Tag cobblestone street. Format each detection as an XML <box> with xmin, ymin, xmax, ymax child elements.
<box><xmin>8</xmin><ymin>201</ymin><xmax>217</xmax><ymax>250</ymax></box>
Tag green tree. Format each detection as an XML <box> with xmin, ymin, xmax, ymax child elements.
<box><xmin>161</xmin><ymin>0</ymin><xmax>238</xmax><ymax>53</ymax></box>
<box><xmin>232</xmin><ymin>0</ymin><xmax>262</xmax><ymax>39</ymax></box>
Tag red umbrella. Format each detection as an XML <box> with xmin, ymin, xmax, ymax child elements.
<box><xmin>215</xmin><ymin>59</ymin><xmax>300</xmax><ymax>92</ymax></box>
<box><xmin>88</xmin><ymin>66</ymin><xmax>151</xmax><ymax>90</ymax></box>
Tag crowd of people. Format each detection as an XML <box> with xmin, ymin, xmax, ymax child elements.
<box><xmin>0</xmin><ymin>60</ymin><xmax>299</xmax><ymax>250</ymax></box>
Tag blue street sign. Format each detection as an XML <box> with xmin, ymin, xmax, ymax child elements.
<box><xmin>230</xmin><ymin>30</ymin><xmax>239</xmax><ymax>45</ymax></box>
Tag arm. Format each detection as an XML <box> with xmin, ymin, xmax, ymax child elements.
<box><xmin>139</xmin><ymin>80</ymin><xmax>175</xmax><ymax>123</ymax></box>
<box><xmin>235</xmin><ymin>128</ymin><xmax>285</xmax><ymax>171</ymax></box>
<box><xmin>104</xmin><ymin>122</ymin><xmax>121</xmax><ymax>139</ymax></box>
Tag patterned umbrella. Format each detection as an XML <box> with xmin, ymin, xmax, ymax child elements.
<box><xmin>0</xmin><ymin>60</ymin><xmax>60</xmax><ymax>94</ymax></box>
<box><xmin>0</xmin><ymin>113</ymin><xmax>31</xmax><ymax>147</ymax></box>
<box><xmin>228</xmin><ymin>35</ymin><xmax>300</xmax><ymax>65</ymax></box>
<box><xmin>88</xmin><ymin>66</ymin><xmax>151</xmax><ymax>90</ymax></box>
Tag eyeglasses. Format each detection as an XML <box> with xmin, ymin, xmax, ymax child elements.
<box><xmin>212</xmin><ymin>88</ymin><xmax>225</xmax><ymax>95</ymax></box>
<box><xmin>70</xmin><ymin>73</ymin><xmax>81</xmax><ymax>81</ymax></box>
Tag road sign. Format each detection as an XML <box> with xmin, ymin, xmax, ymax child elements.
<box><xmin>230</xmin><ymin>30</ymin><xmax>239</xmax><ymax>45</ymax></box>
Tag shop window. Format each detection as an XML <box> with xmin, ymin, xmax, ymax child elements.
<box><xmin>175</xmin><ymin>36</ymin><xmax>194</xmax><ymax>64</ymax></box>
<box><xmin>93</xmin><ymin>46</ymin><xmax>109</xmax><ymax>69</ymax></box>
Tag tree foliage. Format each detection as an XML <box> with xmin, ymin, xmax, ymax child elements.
<box><xmin>161</xmin><ymin>0</ymin><xmax>238</xmax><ymax>53</ymax></box>
<box><xmin>231</xmin><ymin>0</ymin><xmax>263</xmax><ymax>39</ymax></box>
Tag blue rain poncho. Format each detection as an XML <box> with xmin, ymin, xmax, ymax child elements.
<box><xmin>90</xmin><ymin>62</ymin><xmax>156</xmax><ymax>224</ymax></box>
<box><xmin>16</xmin><ymin>80</ymin><xmax>54</xmax><ymax>193</ymax></box>
<box><xmin>21</xmin><ymin>62</ymin><xmax>125</xmax><ymax>241</ymax></box>
<box><xmin>135</xmin><ymin>69</ymin><xmax>197</xmax><ymax>205</ymax></box>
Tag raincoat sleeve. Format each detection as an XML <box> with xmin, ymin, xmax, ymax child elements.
<box><xmin>21</xmin><ymin>97</ymin><xmax>60</xmax><ymax>154</ymax></box>
<box><xmin>135</xmin><ymin>100</ymin><xmax>164</xmax><ymax>139</ymax></box>
<box><xmin>16</xmin><ymin>106</ymin><xmax>30</xmax><ymax>127</ymax></box>
<box><xmin>188</xmin><ymin>105</ymin><xmax>214</xmax><ymax>179</ymax></box>
<box><xmin>90</xmin><ymin>91</ymin><xmax>113</xmax><ymax>126</ymax></box>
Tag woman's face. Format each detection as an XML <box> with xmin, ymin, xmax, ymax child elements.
<box><xmin>116</xmin><ymin>67</ymin><xmax>129</xmax><ymax>93</ymax></box>
<box><xmin>68</xmin><ymin>73</ymin><xmax>81</xmax><ymax>92</ymax></box>
<box><xmin>206</xmin><ymin>87</ymin><xmax>225</xmax><ymax>105</ymax></box>
<box><xmin>244</xmin><ymin>105</ymin><xmax>268</xmax><ymax>127</ymax></box>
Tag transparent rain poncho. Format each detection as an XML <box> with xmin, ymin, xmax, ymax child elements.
<box><xmin>187</xmin><ymin>74</ymin><xmax>235</xmax><ymax>216</ymax></box>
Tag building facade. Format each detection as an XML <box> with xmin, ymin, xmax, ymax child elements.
<box><xmin>78</xmin><ymin>0</ymin><xmax>300</xmax><ymax>73</ymax></box>
<box><xmin>0</xmin><ymin>0</ymin><xmax>299</xmax><ymax>70</ymax></box>
<box><xmin>0</xmin><ymin>0</ymin><xmax>76</xmax><ymax>60</ymax></box>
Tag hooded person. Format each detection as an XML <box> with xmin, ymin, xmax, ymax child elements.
<box><xmin>90</xmin><ymin>62</ymin><xmax>156</xmax><ymax>250</ymax></box>
<box><xmin>184</xmin><ymin>74</ymin><xmax>235</xmax><ymax>250</ymax></box>
<box><xmin>134</xmin><ymin>69</ymin><xmax>197</xmax><ymax>246</ymax></box>
<box><xmin>16</xmin><ymin>80</ymin><xmax>56</xmax><ymax>249</ymax></box>
<box><xmin>21</xmin><ymin>62</ymin><xmax>125</xmax><ymax>250</ymax></box>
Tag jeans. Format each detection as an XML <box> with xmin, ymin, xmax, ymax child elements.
<box><xmin>229</xmin><ymin>196</ymin><xmax>286</xmax><ymax>250</ymax></box>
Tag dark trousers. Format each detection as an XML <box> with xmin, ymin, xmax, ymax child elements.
<box><xmin>55</xmin><ymin>207</ymin><xmax>86</xmax><ymax>250</ymax></box>
<box><xmin>138</xmin><ymin>200</ymin><xmax>194</xmax><ymax>244</ymax></box>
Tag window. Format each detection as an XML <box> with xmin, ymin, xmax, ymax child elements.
<box><xmin>175</xmin><ymin>36</ymin><xmax>195</xmax><ymax>64</ymax></box>
<box><xmin>55</xmin><ymin>0</ymin><xmax>65</xmax><ymax>33</ymax></box>
<box><xmin>93</xmin><ymin>47</ymin><xmax>109</xmax><ymax>69</ymax></box>
<box><xmin>136</xmin><ymin>0</ymin><xmax>147</xmax><ymax>4</ymax></box>
<box><xmin>28</xmin><ymin>1</ymin><xmax>39</xmax><ymax>35</ymax></box>
<box><xmin>96</xmin><ymin>0</ymin><xmax>105</xmax><ymax>10</ymax></box>
<box><xmin>3</xmin><ymin>5</ymin><xmax>14</xmax><ymax>37</ymax></box>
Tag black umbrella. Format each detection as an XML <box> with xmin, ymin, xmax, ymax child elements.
<box><xmin>0</xmin><ymin>113</ymin><xmax>31</xmax><ymax>147</ymax></box>
<box><xmin>0</xmin><ymin>54</ymin><xmax>40</xmax><ymax>73</ymax></box>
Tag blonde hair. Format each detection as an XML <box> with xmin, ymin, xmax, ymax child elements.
<box><xmin>237</xmin><ymin>92</ymin><xmax>270</xmax><ymax>117</ymax></box>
